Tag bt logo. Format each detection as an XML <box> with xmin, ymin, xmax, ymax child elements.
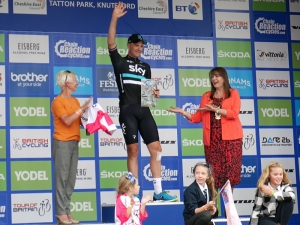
<box><xmin>176</xmin><ymin>2</ymin><xmax>200</xmax><ymax>15</ymax></box>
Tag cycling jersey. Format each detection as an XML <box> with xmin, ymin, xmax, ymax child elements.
<box><xmin>109</xmin><ymin>47</ymin><xmax>151</xmax><ymax>105</ymax></box>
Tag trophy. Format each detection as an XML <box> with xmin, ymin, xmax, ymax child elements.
<box><xmin>141</xmin><ymin>79</ymin><xmax>158</xmax><ymax>107</ymax></box>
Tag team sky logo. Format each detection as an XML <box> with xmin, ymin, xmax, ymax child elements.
<box><xmin>12</xmin><ymin>138</ymin><xmax>48</xmax><ymax>150</ymax></box>
<box><xmin>258</xmin><ymin>79</ymin><xmax>289</xmax><ymax>90</ymax></box>
<box><xmin>256</xmin><ymin>49</ymin><xmax>287</xmax><ymax>61</ymax></box>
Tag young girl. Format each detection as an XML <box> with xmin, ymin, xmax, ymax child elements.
<box><xmin>250</xmin><ymin>162</ymin><xmax>295</xmax><ymax>225</ymax></box>
<box><xmin>115</xmin><ymin>172</ymin><xmax>152</xmax><ymax>225</ymax></box>
<box><xmin>183</xmin><ymin>162</ymin><xmax>218</xmax><ymax>225</ymax></box>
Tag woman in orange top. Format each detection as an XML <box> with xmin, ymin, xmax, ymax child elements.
<box><xmin>168</xmin><ymin>67</ymin><xmax>243</xmax><ymax>189</ymax></box>
<box><xmin>51</xmin><ymin>70</ymin><xmax>92</xmax><ymax>225</ymax></box>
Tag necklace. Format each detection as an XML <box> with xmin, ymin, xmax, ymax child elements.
<box><xmin>206</xmin><ymin>93</ymin><xmax>224</xmax><ymax>120</ymax></box>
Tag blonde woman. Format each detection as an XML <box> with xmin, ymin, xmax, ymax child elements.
<box><xmin>250</xmin><ymin>162</ymin><xmax>295</xmax><ymax>225</ymax></box>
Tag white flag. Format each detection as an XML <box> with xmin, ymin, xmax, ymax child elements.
<box><xmin>221</xmin><ymin>180</ymin><xmax>242</xmax><ymax>225</ymax></box>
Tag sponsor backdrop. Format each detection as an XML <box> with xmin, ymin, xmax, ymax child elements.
<box><xmin>0</xmin><ymin>0</ymin><xmax>300</xmax><ymax>224</ymax></box>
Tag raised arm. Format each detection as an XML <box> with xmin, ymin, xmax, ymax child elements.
<box><xmin>107</xmin><ymin>1</ymin><xmax>127</xmax><ymax>49</ymax></box>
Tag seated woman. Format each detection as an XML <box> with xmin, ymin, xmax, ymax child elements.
<box><xmin>249</xmin><ymin>162</ymin><xmax>295</xmax><ymax>225</ymax></box>
<box><xmin>183</xmin><ymin>162</ymin><xmax>218</xmax><ymax>225</ymax></box>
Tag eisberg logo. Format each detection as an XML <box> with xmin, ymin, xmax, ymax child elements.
<box><xmin>143</xmin><ymin>164</ymin><xmax>178</xmax><ymax>181</ymax></box>
<box><xmin>217</xmin><ymin>20</ymin><xmax>248</xmax><ymax>31</ymax></box>
<box><xmin>54</xmin><ymin>40</ymin><xmax>91</xmax><ymax>59</ymax></box>
<box><xmin>255</xmin><ymin>17</ymin><xmax>286</xmax><ymax>35</ymax></box>
<box><xmin>141</xmin><ymin>42</ymin><xmax>172</xmax><ymax>60</ymax></box>
<box><xmin>256</xmin><ymin>50</ymin><xmax>287</xmax><ymax>61</ymax></box>
<box><xmin>258</xmin><ymin>79</ymin><xmax>288</xmax><ymax>89</ymax></box>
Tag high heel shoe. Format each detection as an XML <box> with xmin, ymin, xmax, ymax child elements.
<box><xmin>69</xmin><ymin>218</ymin><xmax>80</xmax><ymax>224</ymax></box>
<box><xmin>56</xmin><ymin>216</ymin><xmax>72</xmax><ymax>225</ymax></box>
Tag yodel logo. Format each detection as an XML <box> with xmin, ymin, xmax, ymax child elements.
<box><xmin>13</xmin><ymin>107</ymin><xmax>47</xmax><ymax>117</ymax></box>
<box><xmin>15</xmin><ymin>171</ymin><xmax>49</xmax><ymax>181</ymax></box>
<box><xmin>70</xmin><ymin>202</ymin><xmax>93</xmax><ymax>212</ymax></box>
<box><xmin>78</xmin><ymin>139</ymin><xmax>92</xmax><ymax>148</ymax></box>
<box><xmin>182</xmin><ymin>78</ymin><xmax>211</xmax><ymax>87</ymax></box>
<box><xmin>261</xmin><ymin>108</ymin><xmax>289</xmax><ymax>117</ymax></box>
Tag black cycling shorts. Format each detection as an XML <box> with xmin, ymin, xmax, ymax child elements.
<box><xmin>119</xmin><ymin>104</ymin><xmax>159</xmax><ymax>145</ymax></box>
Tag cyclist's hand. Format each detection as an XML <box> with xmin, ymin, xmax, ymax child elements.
<box><xmin>154</xmin><ymin>89</ymin><xmax>160</xmax><ymax>98</ymax></box>
<box><xmin>112</xmin><ymin>1</ymin><xmax>127</xmax><ymax>19</ymax></box>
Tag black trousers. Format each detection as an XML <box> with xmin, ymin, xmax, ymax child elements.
<box><xmin>185</xmin><ymin>211</ymin><xmax>214</xmax><ymax>225</ymax></box>
<box><xmin>258</xmin><ymin>200</ymin><xmax>294</xmax><ymax>225</ymax></box>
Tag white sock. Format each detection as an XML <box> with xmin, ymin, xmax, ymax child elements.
<box><xmin>153</xmin><ymin>178</ymin><xmax>162</xmax><ymax>194</ymax></box>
